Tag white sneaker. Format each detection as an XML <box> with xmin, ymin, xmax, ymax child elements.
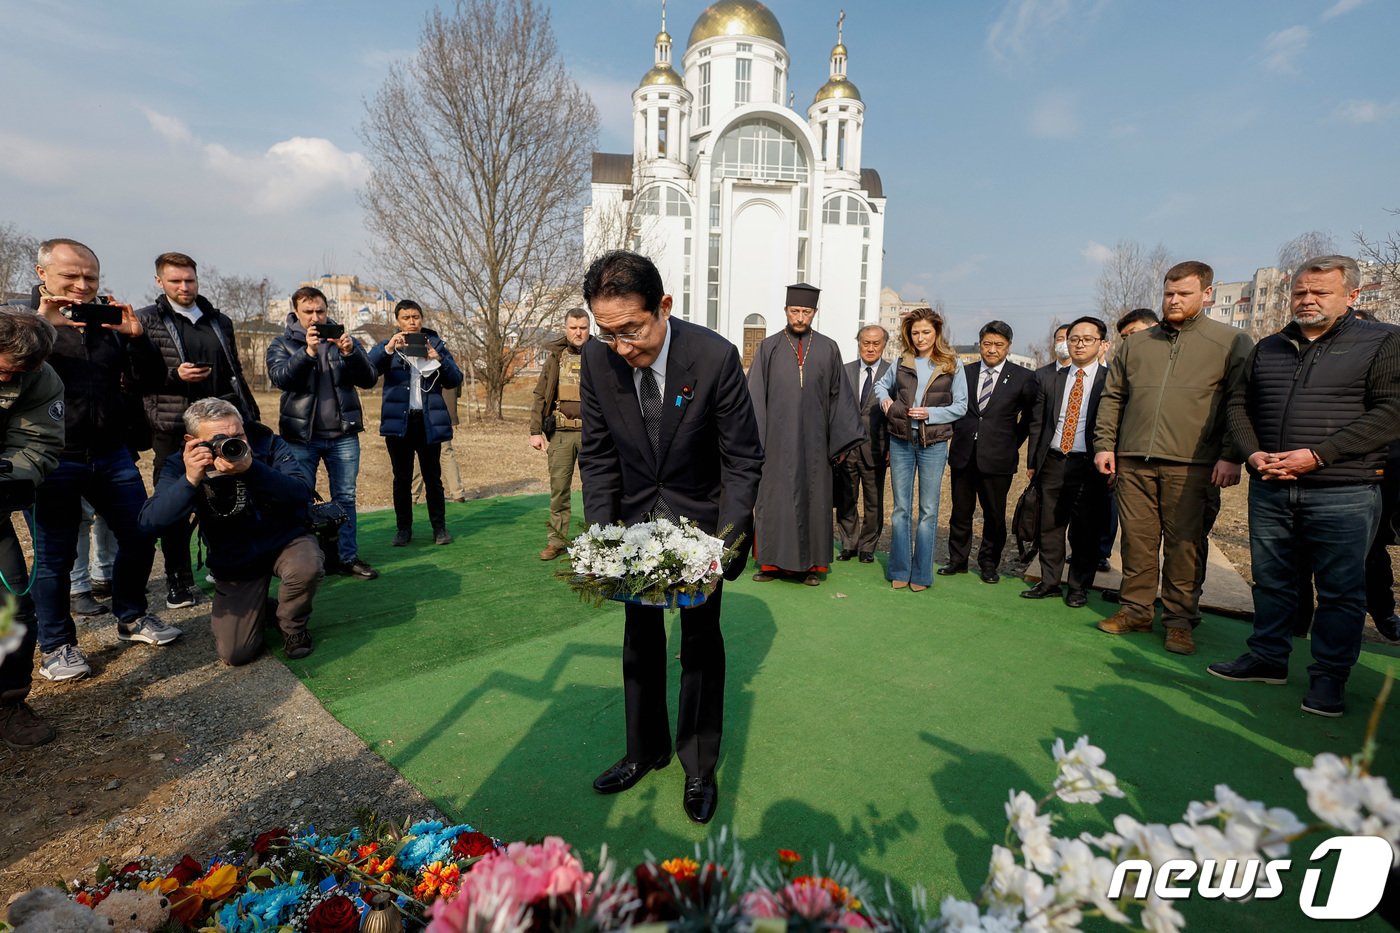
<box><xmin>117</xmin><ymin>615</ymin><xmax>183</xmax><ymax>646</ymax></box>
<box><xmin>40</xmin><ymin>644</ymin><xmax>91</xmax><ymax>681</ymax></box>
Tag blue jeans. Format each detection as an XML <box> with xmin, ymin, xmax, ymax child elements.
<box><xmin>33</xmin><ymin>450</ymin><xmax>154</xmax><ymax>651</ymax></box>
<box><xmin>887</xmin><ymin>436</ymin><xmax>949</xmax><ymax>588</ymax></box>
<box><xmin>287</xmin><ymin>435</ymin><xmax>361</xmax><ymax>563</ymax></box>
<box><xmin>1246</xmin><ymin>480</ymin><xmax>1381</xmax><ymax>681</ymax></box>
<box><xmin>69</xmin><ymin>499</ymin><xmax>117</xmax><ymax>594</ymax></box>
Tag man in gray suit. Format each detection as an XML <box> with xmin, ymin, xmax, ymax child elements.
<box><xmin>834</xmin><ymin>325</ymin><xmax>891</xmax><ymax>563</ymax></box>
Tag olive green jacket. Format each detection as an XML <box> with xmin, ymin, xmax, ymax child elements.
<box><xmin>1094</xmin><ymin>314</ymin><xmax>1253</xmax><ymax>464</ymax></box>
<box><xmin>0</xmin><ymin>362</ymin><xmax>65</xmax><ymax>486</ymax></box>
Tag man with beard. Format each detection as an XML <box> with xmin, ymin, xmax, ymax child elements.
<box><xmin>747</xmin><ymin>284</ymin><xmax>864</xmax><ymax>586</ymax></box>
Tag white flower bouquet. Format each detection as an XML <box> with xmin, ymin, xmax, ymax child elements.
<box><xmin>561</xmin><ymin>518</ymin><xmax>737</xmax><ymax>608</ymax></box>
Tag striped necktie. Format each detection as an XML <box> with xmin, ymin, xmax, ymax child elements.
<box><xmin>978</xmin><ymin>367</ymin><xmax>995</xmax><ymax>409</ymax></box>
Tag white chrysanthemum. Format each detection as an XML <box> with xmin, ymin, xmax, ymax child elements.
<box><xmin>1052</xmin><ymin>736</ymin><xmax>1123</xmax><ymax>804</ymax></box>
<box><xmin>1006</xmin><ymin>791</ymin><xmax>1058</xmax><ymax>874</ymax></box>
<box><xmin>1295</xmin><ymin>753</ymin><xmax>1366</xmax><ymax>831</ymax></box>
<box><xmin>1140</xmin><ymin>893</ymin><xmax>1186</xmax><ymax>933</ymax></box>
<box><xmin>1112</xmin><ymin>815</ymin><xmax>1188</xmax><ymax>866</ymax></box>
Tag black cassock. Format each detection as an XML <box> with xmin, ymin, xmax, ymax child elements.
<box><xmin>748</xmin><ymin>328</ymin><xmax>865</xmax><ymax>571</ymax></box>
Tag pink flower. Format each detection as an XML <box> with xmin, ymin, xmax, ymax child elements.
<box><xmin>739</xmin><ymin>889</ymin><xmax>784</xmax><ymax>918</ymax></box>
<box><xmin>426</xmin><ymin>837</ymin><xmax>593</xmax><ymax>933</ymax></box>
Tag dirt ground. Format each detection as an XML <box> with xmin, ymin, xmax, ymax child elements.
<box><xmin>1</xmin><ymin>385</ymin><xmax>1396</xmax><ymax>902</ymax></box>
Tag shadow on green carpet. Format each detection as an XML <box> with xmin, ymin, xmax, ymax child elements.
<box><xmin>289</xmin><ymin>493</ymin><xmax>1400</xmax><ymax>930</ymax></box>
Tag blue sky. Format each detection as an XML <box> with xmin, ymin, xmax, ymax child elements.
<box><xmin>3</xmin><ymin>0</ymin><xmax>1397</xmax><ymax>343</ymax></box>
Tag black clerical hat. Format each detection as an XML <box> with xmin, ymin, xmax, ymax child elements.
<box><xmin>785</xmin><ymin>283</ymin><xmax>820</xmax><ymax>309</ymax></box>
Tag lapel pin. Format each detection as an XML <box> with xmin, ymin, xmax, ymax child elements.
<box><xmin>674</xmin><ymin>396</ymin><xmax>683</xmax><ymax>407</ymax></box>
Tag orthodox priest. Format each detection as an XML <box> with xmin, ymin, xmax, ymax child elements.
<box><xmin>748</xmin><ymin>283</ymin><xmax>866</xmax><ymax>586</ymax></box>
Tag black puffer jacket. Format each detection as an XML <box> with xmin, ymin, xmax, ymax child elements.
<box><xmin>136</xmin><ymin>294</ymin><xmax>261</xmax><ymax>433</ymax></box>
<box><xmin>266</xmin><ymin>314</ymin><xmax>377</xmax><ymax>443</ymax></box>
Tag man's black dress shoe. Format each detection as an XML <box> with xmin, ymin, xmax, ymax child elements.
<box><xmin>683</xmin><ymin>775</ymin><xmax>718</xmax><ymax>824</ymax></box>
<box><xmin>1065</xmin><ymin>588</ymin><xmax>1088</xmax><ymax>608</ymax></box>
<box><xmin>858</xmin><ymin>552</ymin><xmax>874</xmax><ymax>563</ymax></box>
<box><xmin>836</xmin><ymin>549</ymin><xmax>856</xmax><ymax>561</ymax></box>
<box><xmin>593</xmin><ymin>751</ymin><xmax>672</xmax><ymax>795</ymax></box>
<box><xmin>1020</xmin><ymin>582</ymin><xmax>1062</xmax><ymax>599</ymax></box>
<box><xmin>980</xmin><ymin>569</ymin><xmax>1001</xmax><ymax>584</ymax></box>
<box><xmin>1101</xmin><ymin>588</ymin><xmax>1120</xmax><ymax>603</ymax></box>
<box><xmin>936</xmin><ymin>565</ymin><xmax>967</xmax><ymax>576</ymax></box>
<box><xmin>1097</xmin><ymin>558</ymin><xmax>1111</xmax><ymax>572</ymax></box>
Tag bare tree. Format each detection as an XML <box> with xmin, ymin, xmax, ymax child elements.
<box><xmin>1356</xmin><ymin>209</ymin><xmax>1400</xmax><ymax>323</ymax></box>
<box><xmin>1277</xmin><ymin>229</ymin><xmax>1338</xmax><ymax>271</ymax></box>
<box><xmin>359</xmin><ymin>0</ymin><xmax>598</xmax><ymax>419</ymax></box>
<box><xmin>202</xmin><ymin>268</ymin><xmax>277</xmax><ymax>321</ymax></box>
<box><xmin>0</xmin><ymin>223</ymin><xmax>39</xmax><ymax>300</ymax></box>
<box><xmin>1094</xmin><ymin>240</ymin><xmax>1171</xmax><ymax>320</ymax></box>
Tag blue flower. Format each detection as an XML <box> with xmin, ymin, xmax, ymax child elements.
<box><xmin>398</xmin><ymin>823</ymin><xmax>477</xmax><ymax>872</ymax></box>
<box><xmin>217</xmin><ymin>882</ymin><xmax>309</xmax><ymax>930</ymax></box>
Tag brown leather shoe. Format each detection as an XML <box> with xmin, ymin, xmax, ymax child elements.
<box><xmin>539</xmin><ymin>545</ymin><xmax>566</xmax><ymax>561</ymax></box>
<box><xmin>1097</xmin><ymin>611</ymin><xmax>1153</xmax><ymax>635</ymax></box>
<box><xmin>1164</xmin><ymin>628</ymin><xmax>1196</xmax><ymax>655</ymax></box>
<box><xmin>0</xmin><ymin>701</ymin><xmax>56</xmax><ymax>750</ymax></box>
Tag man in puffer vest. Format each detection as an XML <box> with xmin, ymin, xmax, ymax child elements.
<box><xmin>529</xmin><ymin>308</ymin><xmax>591</xmax><ymax>561</ymax></box>
<box><xmin>136</xmin><ymin>252</ymin><xmax>261</xmax><ymax>610</ymax></box>
<box><xmin>1209</xmin><ymin>255</ymin><xmax>1400</xmax><ymax>718</ymax></box>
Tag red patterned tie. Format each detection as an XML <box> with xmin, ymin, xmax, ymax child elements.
<box><xmin>1060</xmin><ymin>368</ymin><xmax>1085</xmax><ymax>454</ymax></box>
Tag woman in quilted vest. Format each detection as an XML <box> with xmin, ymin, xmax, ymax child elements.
<box><xmin>874</xmin><ymin>307</ymin><xmax>967</xmax><ymax>591</ymax></box>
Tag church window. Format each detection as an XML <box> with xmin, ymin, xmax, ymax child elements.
<box><xmin>657</xmin><ymin>109</ymin><xmax>668</xmax><ymax>154</ymax></box>
<box><xmin>707</xmin><ymin>234</ymin><xmax>721</xmax><ymax>329</ymax></box>
<box><xmin>822</xmin><ymin>197</ymin><xmax>842</xmax><ymax>225</ymax></box>
<box><xmin>735</xmin><ymin>57</ymin><xmax>752</xmax><ymax>104</ymax></box>
<box><xmin>712</xmin><ymin>118</ymin><xmax>807</xmax><ymax>183</ymax></box>
<box><xmin>772</xmin><ymin>65</ymin><xmax>783</xmax><ymax>103</ymax></box>
<box><xmin>846</xmin><ymin>196</ymin><xmax>868</xmax><ymax>226</ymax></box>
<box><xmin>837</xmin><ymin>122</ymin><xmax>847</xmax><ymax>170</ymax></box>
<box><xmin>699</xmin><ymin>62</ymin><xmax>711</xmax><ymax>125</ymax></box>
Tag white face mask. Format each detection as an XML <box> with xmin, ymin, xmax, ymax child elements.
<box><xmin>1054</xmin><ymin>340</ymin><xmax>1070</xmax><ymax>359</ymax></box>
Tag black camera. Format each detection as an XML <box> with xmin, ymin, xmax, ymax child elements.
<box><xmin>199</xmin><ymin>434</ymin><xmax>250</xmax><ymax>461</ymax></box>
<box><xmin>67</xmin><ymin>302</ymin><xmax>123</xmax><ymax>327</ymax></box>
<box><xmin>401</xmin><ymin>332</ymin><xmax>428</xmax><ymax>357</ymax></box>
<box><xmin>314</xmin><ymin>322</ymin><xmax>345</xmax><ymax>341</ymax></box>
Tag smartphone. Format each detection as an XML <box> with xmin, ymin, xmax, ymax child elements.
<box><xmin>187</xmin><ymin>361</ymin><xmax>214</xmax><ymax>369</ymax></box>
<box><xmin>401</xmin><ymin>332</ymin><xmax>428</xmax><ymax>357</ymax></box>
<box><xmin>68</xmin><ymin>303</ymin><xmax>123</xmax><ymax>327</ymax></box>
<box><xmin>315</xmin><ymin>322</ymin><xmax>345</xmax><ymax>340</ymax></box>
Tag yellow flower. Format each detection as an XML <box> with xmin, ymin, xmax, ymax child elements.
<box><xmin>191</xmin><ymin>863</ymin><xmax>240</xmax><ymax>900</ymax></box>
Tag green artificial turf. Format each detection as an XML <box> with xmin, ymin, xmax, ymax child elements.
<box><xmin>291</xmin><ymin>494</ymin><xmax>1400</xmax><ymax>929</ymax></box>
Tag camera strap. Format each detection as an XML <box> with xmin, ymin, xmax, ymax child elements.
<box><xmin>0</xmin><ymin>507</ymin><xmax>39</xmax><ymax>597</ymax></box>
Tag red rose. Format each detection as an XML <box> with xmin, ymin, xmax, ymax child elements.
<box><xmin>168</xmin><ymin>855</ymin><xmax>204</xmax><ymax>884</ymax></box>
<box><xmin>253</xmin><ymin>827</ymin><xmax>291</xmax><ymax>858</ymax></box>
<box><xmin>118</xmin><ymin>861</ymin><xmax>144</xmax><ymax>876</ymax></box>
<box><xmin>452</xmin><ymin>831</ymin><xmax>496</xmax><ymax>860</ymax></box>
<box><xmin>307</xmin><ymin>893</ymin><xmax>360</xmax><ymax>933</ymax></box>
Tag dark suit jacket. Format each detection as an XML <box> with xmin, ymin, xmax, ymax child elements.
<box><xmin>1027</xmin><ymin>364</ymin><xmax>1108</xmax><ymax>473</ymax></box>
<box><xmin>579</xmin><ymin>317</ymin><xmax>764</xmax><ymax>561</ymax></box>
<box><xmin>949</xmin><ymin>360</ymin><xmax>1039</xmax><ymax>474</ymax></box>
<box><xmin>843</xmin><ymin>358</ymin><xmax>890</xmax><ymax>469</ymax></box>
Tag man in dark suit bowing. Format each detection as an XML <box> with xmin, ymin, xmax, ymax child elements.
<box><xmin>1022</xmin><ymin>316</ymin><xmax>1111</xmax><ymax>608</ymax></box>
<box><xmin>834</xmin><ymin>325</ymin><xmax>891</xmax><ymax>563</ymax></box>
<box><xmin>943</xmin><ymin>321</ymin><xmax>1039</xmax><ymax>583</ymax></box>
<box><xmin>578</xmin><ymin>250</ymin><xmax>763</xmax><ymax>825</ymax></box>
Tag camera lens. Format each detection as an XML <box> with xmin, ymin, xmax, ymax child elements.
<box><xmin>217</xmin><ymin>437</ymin><xmax>249</xmax><ymax>460</ymax></box>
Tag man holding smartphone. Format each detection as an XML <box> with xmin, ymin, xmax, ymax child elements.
<box><xmin>21</xmin><ymin>238</ymin><xmax>179</xmax><ymax>683</ymax></box>
<box><xmin>266</xmin><ymin>286</ymin><xmax>380</xmax><ymax>579</ymax></box>
<box><xmin>137</xmin><ymin>252</ymin><xmax>261</xmax><ymax>609</ymax></box>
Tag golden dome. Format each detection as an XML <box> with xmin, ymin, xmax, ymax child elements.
<box><xmin>687</xmin><ymin>1</ymin><xmax>785</xmax><ymax>49</ymax></box>
<box><xmin>813</xmin><ymin>74</ymin><xmax>862</xmax><ymax>103</ymax></box>
<box><xmin>656</xmin><ymin>30</ymin><xmax>672</xmax><ymax>45</ymax></box>
<box><xmin>640</xmin><ymin>64</ymin><xmax>685</xmax><ymax>88</ymax></box>
<box><xmin>831</xmin><ymin>42</ymin><xmax>848</xmax><ymax>57</ymax></box>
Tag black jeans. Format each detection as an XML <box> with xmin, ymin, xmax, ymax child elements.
<box><xmin>0</xmin><ymin>513</ymin><xmax>39</xmax><ymax>702</ymax></box>
<box><xmin>386</xmin><ymin>412</ymin><xmax>444</xmax><ymax>531</ymax></box>
<box><xmin>152</xmin><ymin>430</ymin><xmax>195</xmax><ymax>585</ymax></box>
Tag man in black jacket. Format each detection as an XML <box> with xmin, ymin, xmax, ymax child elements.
<box><xmin>579</xmin><ymin>250</ymin><xmax>763</xmax><ymax>825</ymax></box>
<box><xmin>266</xmin><ymin>286</ymin><xmax>379</xmax><ymax>579</ymax></box>
<box><xmin>25</xmin><ymin>238</ymin><xmax>181</xmax><ymax>683</ymax></box>
<box><xmin>137</xmin><ymin>252</ymin><xmax>260</xmax><ymax>609</ymax></box>
<box><xmin>834</xmin><ymin>325</ymin><xmax>890</xmax><ymax>564</ymax></box>
<box><xmin>1022</xmin><ymin>316</ymin><xmax>1110</xmax><ymax>608</ymax></box>
<box><xmin>141</xmin><ymin>398</ymin><xmax>321</xmax><ymax>664</ymax></box>
<box><xmin>943</xmin><ymin>321</ymin><xmax>1039</xmax><ymax>583</ymax></box>
<box><xmin>1209</xmin><ymin>255</ymin><xmax>1400</xmax><ymax>717</ymax></box>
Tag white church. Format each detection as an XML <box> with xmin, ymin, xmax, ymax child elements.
<box><xmin>584</xmin><ymin>0</ymin><xmax>887</xmax><ymax>366</ymax></box>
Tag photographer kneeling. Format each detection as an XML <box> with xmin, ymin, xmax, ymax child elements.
<box><xmin>140</xmin><ymin>399</ymin><xmax>323</xmax><ymax>665</ymax></box>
